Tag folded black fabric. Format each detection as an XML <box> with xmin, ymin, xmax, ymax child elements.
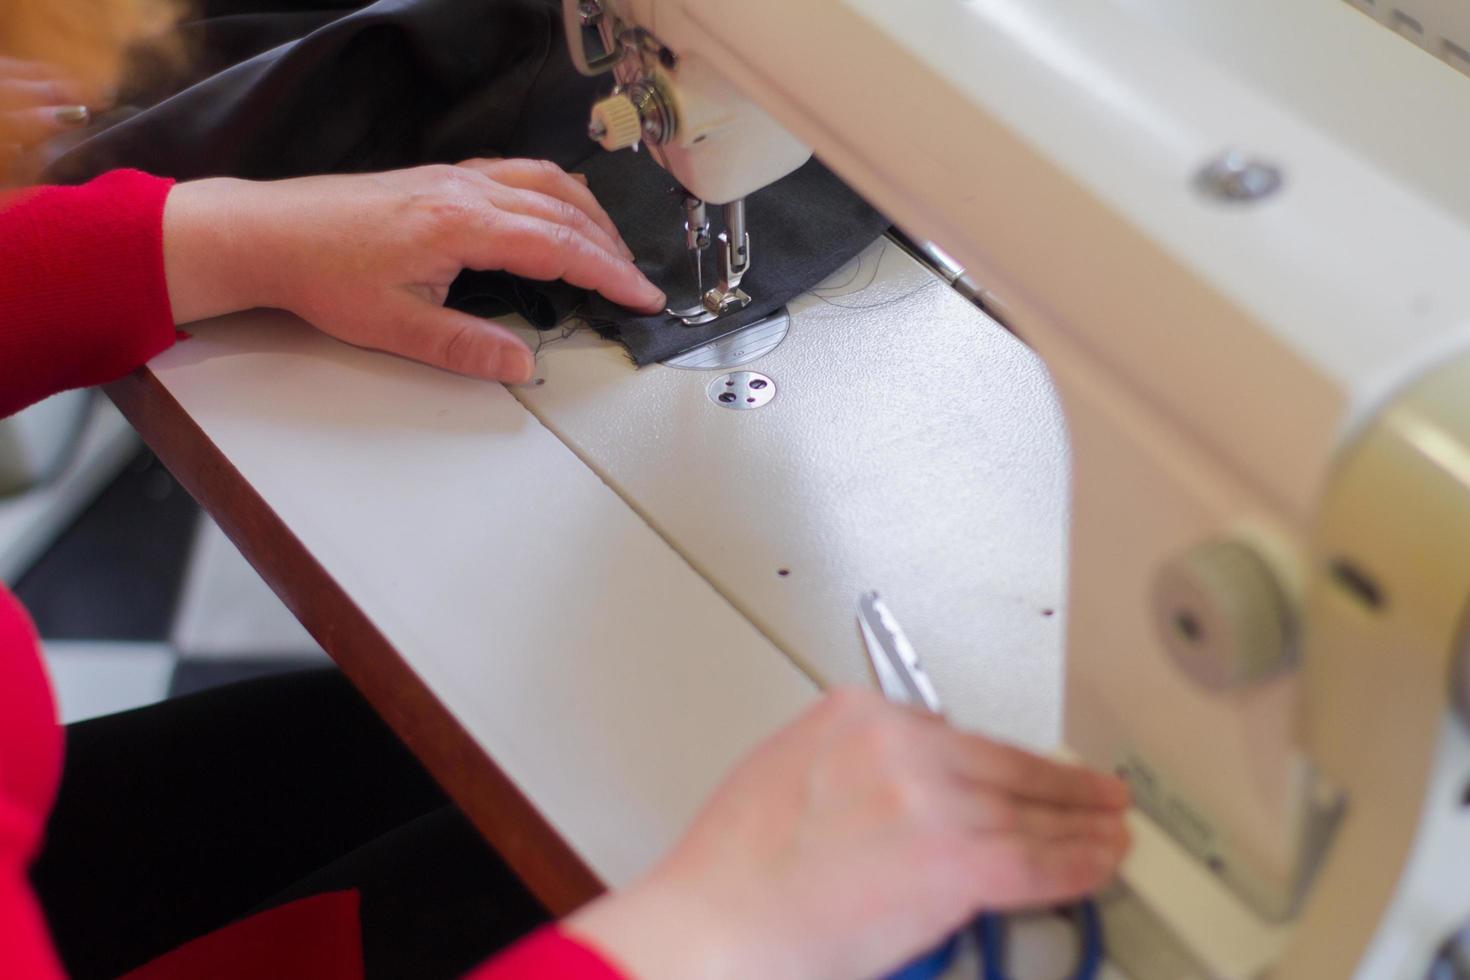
<box><xmin>446</xmin><ymin>269</ymin><xmax>581</xmax><ymax>329</ymax></box>
<box><xmin>48</xmin><ymin>0</ymin><xmax>889</xmax><ymax>364</ymax></box>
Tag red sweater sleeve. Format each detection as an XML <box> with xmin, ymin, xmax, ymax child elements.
<box><xmin>0</xmin><ymin>588</ymin><xmax>65</xmax><ymax>980</ymax></box>
<box><xmin>464</xmin><ymin>927</ymin><xmax>626</xmax><ymax>980</ymax></box>
<box><xmin>0</xmin><ymin>170</ymin><xmax>177</xmax><ymax>418</ymax></box>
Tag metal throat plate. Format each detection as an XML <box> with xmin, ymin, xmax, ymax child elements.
<box><xmin>661</xmin><ymin>308</ymin><xmax>790</xmax><ymax>371</ymax></box>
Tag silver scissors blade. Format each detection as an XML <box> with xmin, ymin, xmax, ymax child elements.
<box><xmin>857</xmin><ymin>591</ymin><xmax>943</xmax><ymax>714</ymax></box>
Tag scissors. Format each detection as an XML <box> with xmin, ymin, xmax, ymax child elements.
<box><xmin>857</xmin><ymin>591</ymin><xmax>1104</xmax><ymax>980</ymax></box>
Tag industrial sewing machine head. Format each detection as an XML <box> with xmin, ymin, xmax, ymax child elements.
<box><xmin>562</xmin><ymin>0</ymin><xmax>810</xmax><ymax>323</ymax></box>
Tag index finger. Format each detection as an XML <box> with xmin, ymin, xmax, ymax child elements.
<box><xmin>458</xmin><ymin>157</ymin><xmax>633</xmax><ymax>260</ymax></box>
<box><xmin>457</xmin><ymin>207</ymin><xmax>665</xmax><ymax>313</ymax></box>
<box><xmin>943</xmin><ymin>731</ymin><xmax>1130</xmax><ymax>810</ymax></box>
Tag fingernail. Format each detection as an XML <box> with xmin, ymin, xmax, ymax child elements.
<box><xmin>505</xmin><ymin>347</ymin><xmax>536</xmax><ymax>384</ymax></box>
<box><xmin>619</xmin><ymin>241</ymin><xmax>636</xmax><ymax>261</ymax></box>
<box><xmin>641</xmin><ymin>284</ymin><xmax>667</xmax><ymax>313</ymax></box>
<box><xmin>53</xmin><ymin>105</ymin><xmax>90</xmax><ymax>126</ymax></box>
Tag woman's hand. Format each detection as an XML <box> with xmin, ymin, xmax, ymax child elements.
<box><xmin>162</xmin><ymin>159</ymin><xmax>664</xmax><ymax>384</ymax></box>
<box><xmin>568</xmin><ymin>688</ymin><xmax>1130</xmax><ymax>980</ymax></box>
<box><xmin>0</xmin><ymin>56</ymin><xmax>94</xmax><ymax>185</ymax></box>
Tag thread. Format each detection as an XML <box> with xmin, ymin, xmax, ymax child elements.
<box><xmin>530</xmin><ymin>319</ymin><xmax>585</xmax><ymax>361</ymax></box>
<box><xmin>808</xmin><ymin>239</ymin><xmax>939</xmax><ymax>311</ymax></box>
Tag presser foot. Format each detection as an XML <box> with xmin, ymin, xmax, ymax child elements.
<box><xmin>669</xmin><ymin>198</ymin><xmax>753</xmax><ymax>326</ymax></box>
<box><xmin>667</xmin><ymin>287</ymin><xmax>751</xmax><ymax>326</ymax></box>
<box><xmin>667</xmin><ymin>301</ymin><xmax>719</xmax><ymax>325</ymax></box>
<box><xmin>697</xmin><ymin>211</ymin><xmax>752</xmax><ymax>320</ymax></box>
<box><xmin>702</xmin><ymin>286</ymin><xmax>751</xmax><ymax>316</ymax></box>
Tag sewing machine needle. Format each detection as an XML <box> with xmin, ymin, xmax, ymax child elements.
<box><xmin>668</xmin><ymin>195</ymin><xmax>716</xmax><ymax>322</ymax></box>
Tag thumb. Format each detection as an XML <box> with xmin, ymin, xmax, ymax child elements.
<box><xmin>376</xmin><ymin>295</ymin><xmax>537</xmax><ymax>384</ymax></box>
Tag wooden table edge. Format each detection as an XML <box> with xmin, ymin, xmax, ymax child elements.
<box><xmin>105</xmin><ymin>366</ymin><xmax>607</xmax><ymax>916</ymax></box>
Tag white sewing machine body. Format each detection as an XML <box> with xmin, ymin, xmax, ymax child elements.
<box><xmin>557</xmin><ymin>0</ymin><xmax>1470</xmax><ymax>976</ymax></box>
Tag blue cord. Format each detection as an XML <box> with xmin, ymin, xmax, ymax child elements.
<box><xmin>882</xmin><ymin>900</ymin><xmax>1103</xmax><ymax>980</ymax></box>
<box><xmin>980</xmin><ymin>902</ymin><xmax>1104</xmax><ymax>980</ymax></box>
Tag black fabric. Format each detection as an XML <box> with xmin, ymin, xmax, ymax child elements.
<box><xmin>446</xmin><ymin>267</ymin><xmax>582</xmax><ymax>331</ymax></box>
<box><xmin>46</xmin><ymin>0</ymin><xmax>602</xmax><ymax>183</ymax></box>
<box><xmin>48</xmin><ymin>0</ymin><xmax>889</xmax><ymax>364</ymax></box>
<box><xmin>572</xmin><ymin>153</ymin><xmax>890</xmax><ymax>365</ymax></box>
<box><xmin>31</xmin><ymin>669</ymin><xmax>545</xmax><ymax>980</ymax></box>
<box><xmin>452</xmin><ymin>151</ymin><xmax>890</xmax><ymax>363</ymax></box>
<box><xmin>253</xmin><ymin>807</ymin><xmax>541</xmax><ymax>980</ymax></box>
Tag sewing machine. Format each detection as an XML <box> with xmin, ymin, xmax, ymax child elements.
<box><xmin>559</xmin><ymin>0</ymin><xmax>1470</xmax><ymax>976</ymax></box>
<box><xmin>565</xmin><ymin>0</ymin><xmax>811</xmax><ymax>321</ymax></box>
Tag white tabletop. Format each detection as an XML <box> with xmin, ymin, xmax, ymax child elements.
<box><xmin>116</xmin><ymin>237</ymin><xmax>1069</xmax><ymax>904</ymax></box>
<box><xmin>511</xmin><ymin>240</ymin><xmax>1070</xmax><ymax>750</ymax></box>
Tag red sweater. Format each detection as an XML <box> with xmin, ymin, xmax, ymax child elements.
<box><xmin>0</xmin><ymin>171</ymin><xmax>623</xmax><ymax>980</ymax></box>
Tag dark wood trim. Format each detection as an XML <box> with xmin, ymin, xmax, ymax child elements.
<box><xmin>105</xmin><ymin>368</ymin><xmax>606</xmax><ymax>916</ymax></box>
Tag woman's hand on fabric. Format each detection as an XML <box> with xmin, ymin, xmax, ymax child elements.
<box><xmin>567</xmin><ymin>687</ymin><xmax>1130</xmax><ymax>980</ymax></box>
<box><xmin>0</xmin><ymin>56</ymin><xmax>95</xmax><ymax>185</ymax></box>
<box><xmin>162</xmin><ymin>160</ymin><xmax>662</xmax><ymax>384</ymax></box>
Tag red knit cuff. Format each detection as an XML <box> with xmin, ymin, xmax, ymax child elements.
<box><xmin>0</xmin><ymin>169</ymin><xmax>177</xmax><ymax>417</ymax></box>
<box><xmin>463</xmin><ymin>926</ymin><xmax>627</xmax><ymax>980</ymax></box>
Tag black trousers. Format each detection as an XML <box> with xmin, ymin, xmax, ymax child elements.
<box><xmin>30</xmin><ymin>669</ymin><xmax>548</xmax><ymax>980</ymax></box>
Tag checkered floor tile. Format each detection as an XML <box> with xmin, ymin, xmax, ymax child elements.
<box><xmin>16</xmin><ymin>448</ymin><xmax>329</xmax><ymax>723</ymax></box>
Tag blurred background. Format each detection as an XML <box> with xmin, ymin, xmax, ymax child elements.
<box><xmin>3</xmin><ymin>391</ymin><xmax>328</xmax><ymax>722</ymax></box>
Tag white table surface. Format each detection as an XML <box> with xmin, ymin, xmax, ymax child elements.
<box><xmin>139</xmin><ymin>311</ymin><xmax>817</xmax><ymax>890</ymax></box>
<box><xmin>511</xmin><ymin>240</ymin><xmax>1070</xmax><ymax>751</ymax></box>
<box><xmin>129</xmin><ymin>238</ymin><xmax>1070</xmax><ymax>898</ymax></box>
